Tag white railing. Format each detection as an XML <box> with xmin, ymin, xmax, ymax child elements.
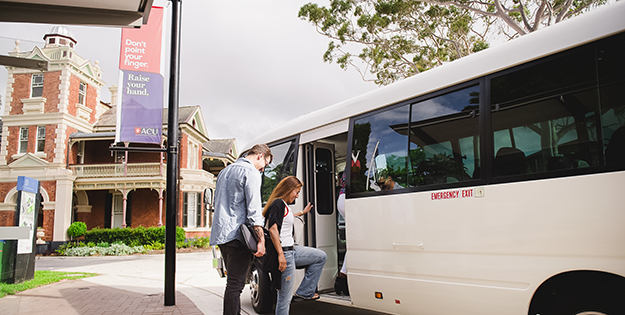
<box><xmin>70</xmin><ymin>163</ymin><xmax>162</xmax><ymax>178</ymax></box>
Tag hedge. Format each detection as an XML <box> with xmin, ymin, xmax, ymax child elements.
<box><xmin>84</xmin><ymin>226</ymin><xmax>185</xmax><ymax>247</ymax></box>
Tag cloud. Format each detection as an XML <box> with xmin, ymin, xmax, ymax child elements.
<box><xmin>1</xmin><ymin>0</ymin><xmax>377</xmax><ymax>151</ymax></box>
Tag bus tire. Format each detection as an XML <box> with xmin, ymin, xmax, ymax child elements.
<box><xmin>250</xmin><ymin>265</ymin><xmax>275</xmax><ymax>314</ymax></box>
<box><xmin>547</xmin><ymin>291</ymin><xmax>622</xmax><ymax>315</ymax></box>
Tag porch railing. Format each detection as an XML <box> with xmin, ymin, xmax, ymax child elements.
<box><xmin>70</xmin><ymin>163</ymin><xmax>163</xmax><ymax>178</ymax></box>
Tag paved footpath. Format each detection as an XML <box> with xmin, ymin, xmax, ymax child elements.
<box><xmin>0</xmin><ymin>252</ymin><xmax>232</xmax><ymax>315</ymax></box>
<box><xmin>0</xmin><ymin>252</ymin><xmax>384</xmax><ymax>315</ymax></box>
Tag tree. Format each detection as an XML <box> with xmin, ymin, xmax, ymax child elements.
<box><xmin>299</xmin><ymin>0</ymin><xmax>610</xmax><ymax>86</ymax></box>
<box><xmin>67</xmin><ymin>221</ymin><xmax>87</xmax><ymax>241</ymax></box>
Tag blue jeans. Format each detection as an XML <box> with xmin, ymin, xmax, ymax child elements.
<box><xmin>275</xmin><ymin>245</ymin><xmax>327</xmax><ymax>315</ymax></box>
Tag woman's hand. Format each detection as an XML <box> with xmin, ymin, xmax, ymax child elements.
<box><xmin>278</xmin><ymin>253</ymin><xmax>287</xmax><ymax>272</ymax></box>
<box><xmin>297</xmin><ymin>202</ymin><xmax>314</xmax><ymax>216</ymax></box>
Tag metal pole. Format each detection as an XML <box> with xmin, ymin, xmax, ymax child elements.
<box><xmin>165</xmin><ymin>0</ymin><xmax>182</xmax><ymax>306</ymax></box>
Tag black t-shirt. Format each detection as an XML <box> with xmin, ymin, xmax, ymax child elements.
<box><xmin>265</xmin><ymin>199</ymin><xmax>286</xmax><ymax>237</ymax></box>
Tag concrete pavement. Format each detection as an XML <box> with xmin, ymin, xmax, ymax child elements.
<box><xmin>0</xmin><ymin>252</ymin><xmax>231</xmax><ymax>315</ymax></box>
<box><xmin>0</xmin><ymin>252</ymin><xmax>376</xmax><ymax>315</ymax></box>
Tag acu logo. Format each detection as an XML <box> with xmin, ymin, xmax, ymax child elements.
<box><xmin>134</xmin><ymin>127</ymin><xmax>159</xmax><ymax>135</ymax></box>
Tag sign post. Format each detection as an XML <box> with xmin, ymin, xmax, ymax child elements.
<box><xmin>0</xmin><ymin>176</ymin><xmax>40</xmax><ymax>283</ymax></box>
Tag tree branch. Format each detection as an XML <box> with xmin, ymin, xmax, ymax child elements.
<box><xmin>493</xmin><ymin>0</ymin><xmax>527</xmax><ymax>35</ymax></box>
<box><xmin>555</xmin><ymin>0</ymin><xmax>574</xmax><ymax>22</ymax></box>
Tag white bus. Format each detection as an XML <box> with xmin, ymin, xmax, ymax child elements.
<box><xmin>244</xmin><ymin>2</ymin><xmax>625</xmax><ymax>314</ymax></box>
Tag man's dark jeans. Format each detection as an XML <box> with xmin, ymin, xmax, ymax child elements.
<box><xmin>220</xmin><ymin>239</ymin><xmax>253</xmax><ymax>315</ymax></box>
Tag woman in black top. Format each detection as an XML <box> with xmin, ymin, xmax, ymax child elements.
<box><xmin>263</xmin><ymin>176</ymin><xmax>327</xmax><ymax>315</ymax></box>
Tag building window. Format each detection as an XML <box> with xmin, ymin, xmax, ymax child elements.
<box><xmin>36</xmin><ymin>126</ymin><xmax>46</xmax><ymax>152</ymax></box>
<box><xmin>31</xmin><ymin>74</ymin><xmax>44</xmax><ymax>97</ymax></box>
<box><xmin>183</xmin><ymin>192</ymin><xmax>200</xmax><ymax>228</ymax></box>
<box><xmin>79</xmin><ymin>82</ymin><xmax>87</xmax><ymax>105</ymax></box>
<box><xmin>49</xmin><ymin>38</ymin><xmax>55</xmax><ymax>44</ymax></box>
<box><xmin>19</xmin><ymin>127</ymin><xmax>28</xmax><ymax>154</ymax></box>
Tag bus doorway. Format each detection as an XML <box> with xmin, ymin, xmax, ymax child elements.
<box><xmin>303</xmin><ymin>141</ymin><xmax>338</xmax><ymax>292</ymax></box>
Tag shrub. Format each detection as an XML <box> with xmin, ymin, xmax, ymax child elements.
<box><xmin>144</xmin><ymin>241</ymin><xmax>164</xmax><ymax>251</ymax></box>
<box><xmin>64</xmin><ymin>243</ymin><xmax>147</xmax><ymax>256</ymax></box>
<box><xmin>67</xmin><ymin>222</ymin><xmax>87</xmax><ymax>239</ymax></box>
<box><xmin>84</xmin><ymin>226</ymin><xmax>186</xmax><ymax>247</ymax></box>
<box><xmin>189</xmin><ymin>236</ymin><xmax>210</xmax><ymax>248</ymax></box>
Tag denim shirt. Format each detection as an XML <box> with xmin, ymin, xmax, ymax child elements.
<box><xmin>209</xmin><ymin>158</ymin><xmax>265</xmax><ymax>246</ymax></box>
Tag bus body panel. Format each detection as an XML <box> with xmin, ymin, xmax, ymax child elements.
<box><xmin>344</xmin><ymin>172</ymin><xmax>625</xmax><ymax>314</ymax></box>
<box><xmin>249</xmin><ymin>3</ymin><xmax>625</xmax><ymax>314</ymax></box>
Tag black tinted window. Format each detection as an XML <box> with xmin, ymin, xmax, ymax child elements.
<box><xmin>262</xmin><ymin>138</ymin><xmax>298</xmax><ymax>203</ymax></box>
<box><xmin>490</xmin><ymin>34</ymin><xmax>625</xmax><ymax>176</ymax></box>
<box><xmin>409</xmin><ymin>85</ymin><xmax>480</xmax><ymax>185</ymax></box>
<box><xmin>350</xmin><ymin>105</ymin><xmax>410</xmax><ymax>193</ymax></box>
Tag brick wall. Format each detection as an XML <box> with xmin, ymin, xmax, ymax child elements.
<box><xmin>86</xmin><ymin>190</ymin><xmax>107</xmax><ymax>229</ymax></box>
<box><xmin>87</xmin><ymin>81</ymin><xmax>98</xmax><ymax>124</ymax></box>
<box><xmin>126</xmin><ymin>143</ymin><xmax>162</xmax><ymax>163</ymax></box>
<box><xmin>42</xmin><ymin>209</ymin><xmax>54</xmax><ymax>241</ymax></box>
<box><xmin>4</xmin><ymin>126</ymin><xmax>18</xmax><ymax>164</ymax></box>
<box><xmin>185</xmin><ymin>231</ymin><xmax>211</xmax><ymax>239</ymax></box>
<box><xmin>43</xmin><ymin>71</ymin><xmax>61</xmax><ymax>113</ymax></box>
<box><xmin>84</xmin><ymin>140</ymin><xmax>116</xmax><ymax>164</ymax></box>
<box><xmin>8</xmin><ymin>74</ymin><xmax>30</xmax><ymax>115</ymax></box>
<box><xmin>27</xmin><ymin>126</ymin><xmax>37</xmax><ymax>153</ymax></box>
<box><xmin>43</xmin><ymin>124</ymin><xmax>56</xmax><ymax>163</ymax></box>
<box><xmin>41</xmin><ymin>181</ymin><xmax>56</xmax><ymax>202</ymax></box>
<box><xmin>180</xmin><ymin>134</ymin><xmax>188</xmax><ymax>169</ymax></box>
<box><xmin>0</xmin><ymin>211</ymin><xmax>15</xmax><ymax>226</ymax></box>
<box><xmin>41</xmin><ymin>181</ymin><xmax>56</xmax><ymax>241</ymax></box>
<box><xmin>0</xmin><ymin>182</ymin><xmax>17</xmax><ymax>202</ymax></box>
<box><xmin>67</xmin><ymin>75</ymin><xmax>79</xmax><ymax>117</ymax></box>
<box><xmin>61</xmin><ymin>126</ymin><xmax>77</xmax><ymax>165</ymax></box>
<box><xmin>68</xmin><ymin>141</ymin><xmax>79</xmax><ymax>165</ymax></box>
<box><xmin>130</xmin><ymin>189</ymin><xmax>163</xmax><ymax>227</ymax></box>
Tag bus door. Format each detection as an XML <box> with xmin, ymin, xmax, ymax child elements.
<box><xmin>304</xmin><ymin>142</ymin><xmax>338</xmax><ymax>291</ymax></box>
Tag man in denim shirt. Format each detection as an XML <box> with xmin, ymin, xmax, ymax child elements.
<box><xmin>210</xmin><ymin>144</ymin><xmax>273</xmax><ymax>315</ymax></box>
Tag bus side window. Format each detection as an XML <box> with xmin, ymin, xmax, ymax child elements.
<box><xmin>351</xmin><ymin>105</ymin><xmax>410</xmax><ymax>193</ymax></box>
<box><xmin>408</xmin><ymin>85</ymin><xmax>480</xmax><ymax>186</ymax></box>
<box><xmin>489</xmin><ymin>38</ymin><xmax>625</xmax><ymax>177</ymax></box>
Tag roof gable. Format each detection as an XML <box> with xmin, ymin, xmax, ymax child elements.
<box><xmin>9</xmin><ymin>153</ymin><xmax>50</xmax><ymax>168</ymax></box>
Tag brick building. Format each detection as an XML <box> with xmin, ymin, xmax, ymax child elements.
<box><xmin>0</xmin><ymin>26</ymin><xmax>236</xmax><ymax>246</ymax></box>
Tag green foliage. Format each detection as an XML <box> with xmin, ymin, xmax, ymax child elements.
<box><xmin>299</xmin><ymin>0</ymin><xmax>610</xmax><ymax>85</ymax></box>
<box><xmin>189</xmin><ymin>236</ymin><xmax>210</xmax><ymax>248</ymax></box>
<box><xmin>64</xmin><ymin>243</ymin><xmax>147</xmax><ymax>256</ymax></box>
<box><xmin>84</xmin><ymin>226</ymin><xmax>184</xmax><ymax>247</ymax></box>
<box><xmin>55</xmin><ymin>226</ymin><xmax>208</xmax><ymax>256</ymax></box>
<box><xmin>0</xmin><ymin>271</ymin><xmax>97</xmax><ymax>298</ymax></box>
<box><xmin>144</xmin><ymin>241</ymin><xmax>164</xmax><ymax>251</ymax></box>
<box><xmin>67</xmin><ymin>221</ymin><xmax>87</xmax><ymax>238</ymax></box>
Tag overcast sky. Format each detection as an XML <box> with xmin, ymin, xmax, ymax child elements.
<box><xmin>0</xmin><ymin>0</ymin><xmax>377</xmax><ymax>151</ymax></box>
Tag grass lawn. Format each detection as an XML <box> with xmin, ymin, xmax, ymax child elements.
<box><xmin>0</xmin><ymin>270</ymin><xmax>97</xmax><ymax>298</ymax></box>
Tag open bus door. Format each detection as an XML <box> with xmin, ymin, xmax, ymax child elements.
<box><xmin>303</xmin><ymin>142</ymin><xmax>338</xmax><ymax>291</ymax></box>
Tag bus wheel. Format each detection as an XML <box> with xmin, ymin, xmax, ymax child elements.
<box><xmin>250</xmin><ymin>265</ymin><xmax>275</xmax><ymax>314</ymax></box>
<box><xmin>548</xmin><ymin>292</ymin><xmax>621</xmax><ymax>315</ymax></box>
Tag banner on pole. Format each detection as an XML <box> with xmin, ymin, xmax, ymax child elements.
<box><xmin>119</xmin><ymin>7</ymin><xmax>163</xmax><ymax>74</ymax></box>
<box><xmin>116</xmin><ymin>6</ymin><xmax>164</xmax><ymax>144</ymax></box>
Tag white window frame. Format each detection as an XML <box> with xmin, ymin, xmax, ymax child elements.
<box><xmin>78</xmin><ymin>82</ymin><xmax>86</xmax><ymax>105</ymax></box>
<box><xmin>36</xmin><ymin>126</ymin><xmax>46</xmax><ymax>153</ymax></box>
<box><xmin>31</xmin><ymin>74</ymin><xmax>44</xmax><ymax>98</ymax></box>
<box><xmin>188</xmin><ymin>142</ymin><xmax>197</xmax><ymax>169</ymax></box>
<box><xmin>19</xmin><ymin>127</ymin><xmax>28</xmax><ymax>154</ymax></box>
<box><xmin>184</xmin><ymin>192</ymin><xmax>197</xmax><ymax>228</ymax></box>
